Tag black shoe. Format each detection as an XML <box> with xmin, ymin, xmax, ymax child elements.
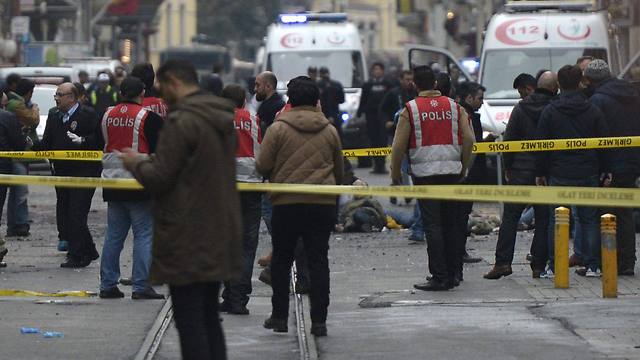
<box><xmin>60</xmin><ymin>256</ymin><xmax>90</xmax><ymax>268</ymax></box>
<box><xmin>0</xmin><ymin>262</ymin><xmax>6</xmax><ymax>268</ymax></box>
<box><xmin>462</xmin><ymin>252</ymin><xmax>482</xmax><ymax>263</ymax></box>
<box><xmin>414</xmin><ymin>279</ymin><xmax>450</xmax><ymax>291</ymax></box>
<box><xmin>390</xmin><ymin>196</ymin><xmax>397</xmax><ymax>205</ymax></box>
<box><xmin>259</xmin><ymin>269</ymin><xmax>272</xmax><ymax>286</ymax></box>
<box><xmin>295</xmin><ymin>282</ymin><xmax>309</xmax><ymax>294</ymax></box>
<box><xmin>228</xmin><ymin>304</ymin><xmax>250</xmax><ymax>315</ymax></box>
<box><xmin>619</xmin><ymin>267</ymin><xmax>635</xmax><ymax>276</ymax></box>
<box><xmin>263</xmin><ymin>317</ymin><xmax>288</xmax><ymax>332</ymax></box>
<box><xmin>99</xmin><ymin>287</ymin><xmax>124</xmax><ymax>299</ymax></box>
<box><xmin>219</xmin><ymin>301</ymin><xmax>231</xmax><ymax>313</ymax></box>
<box><xmin>132</xmin><ymin>287</ymin><xmax>165</xmax><ymax>300</ymax></box>
<box><xmin>119</xmin><ymin>278</ymin><xmax>133</xmax><ymax>286</ymax></box>
<box><xmin>0</xmin><ymin>248</ymin><xmax>7</xmax><ymax>263</ymax></box>
<box><xmin>311</xmin><ymin>322</ymin><xmax>327</xmax><ymax>337</ymax></box>
<box><xmin>404</xmin><ymin>198</ymin><xmax>413</xmax><ymax>205</ymax></box>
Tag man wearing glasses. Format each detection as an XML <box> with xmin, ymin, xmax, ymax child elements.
<box><xmin>36</xmin><ymin>83</ymin><xmax>102</xmax><ymax>268</ymax></box>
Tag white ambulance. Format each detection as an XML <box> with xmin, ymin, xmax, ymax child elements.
<box><xmin>258</xmin><ymin>13</ymin><xmax>367</xmax><ymax>128</ymax></box>
<box><xmin>478</xmin><ymin>0</ymin><xmax>619</xmax><ymax>135</ymax></box>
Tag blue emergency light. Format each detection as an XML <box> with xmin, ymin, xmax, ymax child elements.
<box><xmin>279</xmin><ymin>13</ymin><xmax>348</xmax><ymax>24</ymax></box>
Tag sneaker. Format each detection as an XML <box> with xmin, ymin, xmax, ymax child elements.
<box><xmin>99</xmin><ymin>287</ymin><xmax>125</xmax><ymax>299</ymax></box>
<box><xmin>585</xmin><ymin>269</ymin><xmax>602</xmax><ymax>278</ymax></box>
<box><xmin>540</xmin><ymin>269</ymin><xmax>555</xmax><ymax>279</ymax></box>
<box><xmin>575</xmin><ymin>267</ymin><xmax>588</xmax><ymax>277</ymax></box>
<box><xmin>132</xmin><ymin>287</ymin><xmax>165</xmax><ymax>300</ymax></box>
<box><xmin>310</xmin><ymin>322</ymin><xmax>327</xmax><ymax>337</ymax></box>
<box><xmin>263</xmin><ymin>317</ymin><xmax>288</xmax><ymax>332</ymax></box>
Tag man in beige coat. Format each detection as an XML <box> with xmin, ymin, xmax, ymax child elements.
<box><xmin>257</xmin><ymin>76</ymin><xmax>343</xmax><ymax>337</ymax></box>
<box><xmin>121</xmin><ymin>60</ymin><xmax>242</xmax><ymax>360</ymax></box>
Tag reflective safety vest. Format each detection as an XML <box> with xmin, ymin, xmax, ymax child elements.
<box><xmin>406</xmin><ymin>96</ymin><xmax>463</xmax><ymax>178</ymax></box>
<box><xmin>101</xmin><ymin>103</ymin><xmax>151</xmax><ymax>179</ymax></box>
<box><xmin>142</xmin><ymin>96</ymin><xmax>168</xmax><ymax>120</ymax></box>
<box><xmin>235</xmin><ymin>108</ymin><xmax>262</xmax><ymax>183</ymax></box>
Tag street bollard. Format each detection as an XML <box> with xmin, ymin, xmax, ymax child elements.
<box><xmin>601</xmin><ymin>214</ymin><xmax>617</xmax><ymax>298</ymax></box>
<box><xmin>554</xmin><ymin>207</ymin><xmax>570</xmax><ymax>289</ymax></box>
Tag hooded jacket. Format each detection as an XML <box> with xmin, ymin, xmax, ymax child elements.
<box><xmin>130</xmin><ymin>91</ymin><xmax>242</xmax><ymax>286</ymax></box>
<box><xmin>535</xmin><ymin>91</ymin><xmax>609</xmax><ymax>179</ymax></box>
<box><xmin>256</xmin><ymin>105</ymin><xmax>344</xmax><ymax>206</ymax></box>
<box><xmin>503</xmin><ymin>89</ymin><xmax>555</xmax><ymax>172</ymax></box>
<box><xmin>589</xmin><ymin>78</ymin><xmax>640</xmax><ymax>174</ymax></box>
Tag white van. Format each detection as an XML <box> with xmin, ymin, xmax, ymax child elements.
<box><xmin>259</xmin><ymin>13</ymin><xmax>367</xmax><ymax>126</ymax></box>
<box><xmin>478</xmin><ymin>0</ymin><xmax>619</xmax><ymax>135</ymax></box>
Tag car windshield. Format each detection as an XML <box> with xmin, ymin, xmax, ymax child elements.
<box><xmin>31</xmin><ymin>87</ymin><xmax>57</xmax><ymax>115</ymax></box>
<box><xmin>268</xmin><ymin>50</ymin><xmax>364</xmax><ymax>89</ymax></box>
<box><xmin>482</xmin><ymin>48</ymin><xmax>607</xmax><ymax>99</ymax></box>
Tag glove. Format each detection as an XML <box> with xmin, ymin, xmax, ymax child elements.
<box><xmin>67</xmin><ymin>131</ymin><xmax>84</xmax><ymax>145</ymax></box>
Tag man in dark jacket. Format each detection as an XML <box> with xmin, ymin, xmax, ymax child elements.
<box><xmin>357</xmin><ymin>62</ymin><xmax>391</xmax><ymax>173</ymax></box>
<box><xmin>121</xmin><ymin>60</ymin><xmax>242</xmax><ymax>360</ymax></box>
<box><xmin>98</xmin><ymin>77</ymin><xmax>164</xmax><ymax>300</ymax></box>
<box><xmin>584</xmin><ymin>59</ymin><xmax>640</xmax><ymax>276</ymax></box>
<box><xmin>535</xmin><ymin>65</ymin><xmax>610</xmax><ymax>278</ymax></box>
<box><xmin>318</xmin><ymin>67</ymin><xmax>345</xmax><ymax>139</ymax></box>
<box><xmin>485</xmin><ymin>71</ymin><xmax>557</xmax><ymax>279</ymax></box>
<box><xmin>37</xmin><ymin>83</ymin><xmax>102</xmax><ymax>268</ymax></box>
<box><xmin>255</xmin><ymin>71</ymin><xmax>285</xmax><ymax>136</ymax></box>
<box><xmin>0</xmin><ymin>93</ymin><xmax>27</xmax><ymax>267</ymax></box>
<box><xmin>457</xmin><ymin>82</ymin><xmax>489</xmax><ymax>267</ymax></box>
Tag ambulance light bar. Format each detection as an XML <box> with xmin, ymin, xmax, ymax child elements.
<box><xmin>279</xmin><ymin>13</ymin><xmax>348</xmax><ymax>24</ymax></box>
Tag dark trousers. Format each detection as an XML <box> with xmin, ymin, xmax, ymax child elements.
<box><xmin>495</xmin><ymin>171</ymin><xmax>549</xmax><ymax>269</ymax></box>
<box><xmin>222</xmin><ymin>192</ymin><xmax>262</xmax><ymax>306</ymax></box>
<box><xmin>365</xmin><ymin>111</ymin><xmax>385</xmax><ymax>171</ymax></box>
<box><xmin>55</xmin><ymin>186</ymin><xmax>97</xmax><ymax>259</ymax></box>
<box><xmin>0</xmin><ymin>166</ymin><xmax>12</xmax><ymax>225</ymax></box>
<box><xmin>608</xmin><ymin>173</ymin><xmax>638</xmax><ymax>270</ymax></box>
<box><xmin>271</xmin><ymin>204</ymin><xmax>335</xmax><ymax>323</ymax></box>
<box><xmin>414</xmin><ymin>175</ymin><xmax>462</xmax><ymax>283</ymax></box>
<box><xmin>170</xmin><ymin>281</ymin><xmax>226</xmax><ymax>360</ymax></box>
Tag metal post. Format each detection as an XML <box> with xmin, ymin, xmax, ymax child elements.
<box><xmin>601</xmin><ymin>214</ymin><xmax>617</xmax><ymax>298</ymax></box>
<box><xmin>554</xmin><ymin>207</ymin><xmax>570</xmax><ymax>289</ymax></box>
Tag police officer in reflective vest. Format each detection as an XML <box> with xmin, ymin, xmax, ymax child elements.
<box><xmin>220</xmin><ymin>84</ymin><xmax>263</xmax><ymax>314</ymax></box>
<box><xmin>98</xmin><ymin>77</ymin><xmax>165</xmax><ymax>300</ymax></box>
<box><xmin>391</xmin><ymin>65</ymin><xmax>475</xmax><ymax>291</ymax></box>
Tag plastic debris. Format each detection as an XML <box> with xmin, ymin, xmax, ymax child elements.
<box><xmin>43</xmin><ymin>332</ymin><xmax>64</xmax><ymax>338</ymax></box>
<box><xmin>20</xmin><ymin>327</ymin><xmax>40</xmax><ymax>334</ymax></box>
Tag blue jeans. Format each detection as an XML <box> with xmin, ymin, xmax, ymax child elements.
<box><xmin>261</xmin><ymin>195</ymin><xmax>273</xmax><ymax>235</ymax></box>
<box><xmin>7</xmin><ymin>162</ymin><xmax>29</xmax><ymax>234</ymax></box>
<box><xmin>409</xmin><ymin>204</ymin><xmax>424</xmax><ymax>240</ymax></box>
<box><xmin>100</xmin><ymin>201</ymin><xmax>153</xmax><ymax>293</ymax></box>
<box><xmin>547</xmin><ymin>176</ymin><xmax>601</xmax><ymax>271</ymax></box>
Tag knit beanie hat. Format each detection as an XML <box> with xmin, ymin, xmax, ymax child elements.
<box><xmin>584</xmin><ymin>59</ymin><xmax>611</xmax><ymax>82</ymax></box>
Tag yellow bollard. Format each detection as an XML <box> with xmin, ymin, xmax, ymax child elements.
<box><xmin>601</xmin><ymin>214</ymin><xmax>617</xmax><ymax>298</ymax></box>
<box><xmin>554</xmin><ymin>207</ymin><xmax>570</xmax><ymax>289</ymax></box>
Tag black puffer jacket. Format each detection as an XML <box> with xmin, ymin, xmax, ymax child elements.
<box><xmin>503</xmin><ymin>89</ymin><xmax>555</xmax><ymax>172</ymax></box>
<box><xmin>535</xmin><ymin>91</ymin><xmax>609</xmax><ymax>179</ymax></box>
<box><xmin>589</xmin><ymin>78</ymin><xmax>640</xmax><ymax>174</ymax></box>
<box><xmin>0</xmin><ymin>109</ymin><xmax>26</xmax><ymax>172</ymax></box>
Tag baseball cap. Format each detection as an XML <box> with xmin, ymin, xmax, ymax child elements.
<box><xmin>98</xmin><ymin>73</ymin><xmax>110</xmax><ymax>82</ymax></box>
<box><xmin>119</xmin><ymin>77</ymin><xmax>145</xmax><ymax>98</ymax></box>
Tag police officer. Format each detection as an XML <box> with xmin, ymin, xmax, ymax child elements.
<box><xmin>131</xmin><ymin>63</ymin><xmax>168</xmax><ymax>120</ymax></box>
<box><xmin>37</xmin><ymin>83</ymin><xmax>102</xmax><ymax>268</ymax></box>
<box><xmin>390</xmin><ymin>66</ymin><xmax>475</xmax><ymax>291</ymax></box>
<box><xmin>220</xmin><ymin>84</ymin><xmax>263</xmax><ymax>314</ymax></box>
<box><xmin>99</xmin><ymin>77</ymin><xmax>164</xmax><ymax>299</ymax></box>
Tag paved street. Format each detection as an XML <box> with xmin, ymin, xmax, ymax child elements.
<box><xmin>1</xmin><ymin>169</ymin><xmax>639</xmax><ymax>359</ymax></box>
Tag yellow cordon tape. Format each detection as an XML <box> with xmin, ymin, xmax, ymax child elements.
<box><xmin>0</xmin><ymin>174</ymin><xmax>636</xmax><ymax>208</ymax></box>
<box><xmin>0</xmin><ymin>289</ymin><xmax>96</xmax><ymax>297</ymax></box>
<box><xmin>343</xmin><ymin>136</ymin><xmax>640</xmax><ymax>156</ymax></box>
<box><xmin>0</xmin><ymin>136</ymin><xmax>638</xmax><ymax>160</ymax></box>
<box><xmin>0</xmin><ymin>150</ymin><xmax>102</xmax><ymax>161</ymax></box>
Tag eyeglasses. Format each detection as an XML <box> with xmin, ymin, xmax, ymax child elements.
<box><xmin>54</xmin><ymin>92</ymin><xmax>73</xmax><ymax>98</ymax></box>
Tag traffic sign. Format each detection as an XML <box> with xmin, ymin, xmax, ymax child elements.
<box><xmin>11</xmin><ymin>16</ymin><xmax>30</xmax><ymax>36</ymax></box>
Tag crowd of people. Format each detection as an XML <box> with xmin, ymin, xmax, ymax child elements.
<box><xmin>0</xmin><ymin>53</ymin><xmax>638</xmax><ymax>359</ymax></box>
